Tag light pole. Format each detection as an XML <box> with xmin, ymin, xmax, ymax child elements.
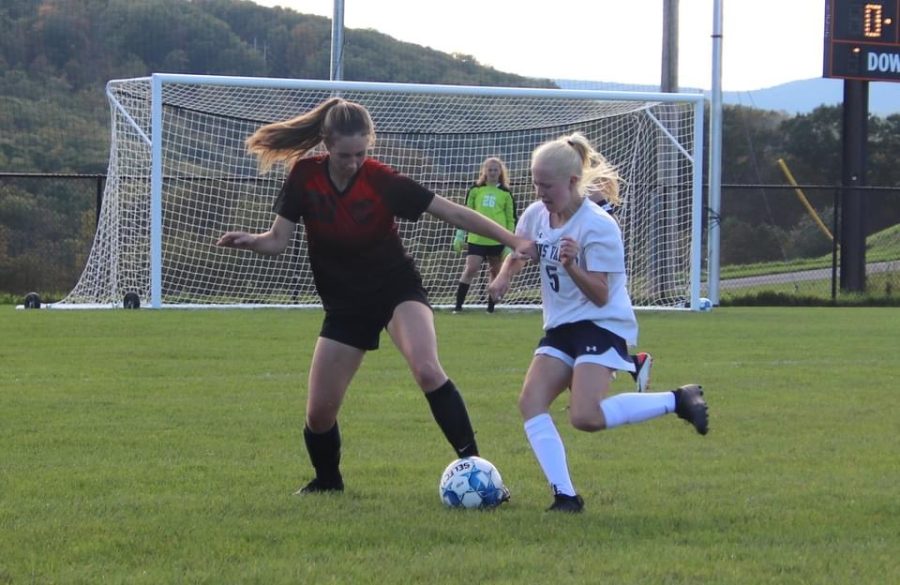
<box><xmin>707</xmin><ymin>0</ymin><xmax>724</xmax><ymax>305</ymax></box>
<box><xmin>330</xmin><ymin>0</ymin><xmax>345</xmax><ymax>81</ymax></box>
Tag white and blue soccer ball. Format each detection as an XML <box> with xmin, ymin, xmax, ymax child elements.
<box><xmin>439</xmin><ymin>456</ymin><xmax>508</xmax><ymax>509</ymax></box>
<box><xmin>698</xmin><ymin>297</ymin><xmax>713</xmax><ymax>312</ymax></box>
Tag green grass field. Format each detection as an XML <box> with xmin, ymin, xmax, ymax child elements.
<box><xmin>1</xmin><ymin>307</ymin><xmax>898</xmax><ymax>584</ymax></box>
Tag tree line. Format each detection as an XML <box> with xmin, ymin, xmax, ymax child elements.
<box><xmin>0</xmin><ymin>0</ymin><xmax>898</xmax><ymax>296</ymax></box>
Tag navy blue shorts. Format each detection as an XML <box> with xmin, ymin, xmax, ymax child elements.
<box><xmin>320</xmin><ymin>284</ymin><xmax>430</xmax><ymax>351</ymax></box>
<box><xmin>535</xmin><ymin>320</ymin><xmax>634</xmax><ymax>372</ymax></box>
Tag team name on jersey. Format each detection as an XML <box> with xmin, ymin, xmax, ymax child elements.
<box><xmin>536</xmin><ymin>241</ymin><xmax>580</xmax><ymax>267</ymax></box>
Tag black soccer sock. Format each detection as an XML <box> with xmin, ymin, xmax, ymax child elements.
<box><xmin>454</xmin><ymin>282</ymin><xmax>470</xmax><ymax>311</ymax></box>
<box><xmin>303</xmin><ymin>422</ymin><xmax>343</xmax><ymax>485</ymax></box>
<box><xmin>425</xmin><ymin>379</ymin><xmax>479</xmax><ymax>458</ymax></box>
<box><xmin>486</xmin><ymin>295</ymin><xmax>495</xmax><ymax>313</ymax></box>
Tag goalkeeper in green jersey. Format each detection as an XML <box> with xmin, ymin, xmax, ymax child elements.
<box><xmin>452</xmin><ymin>157</ymin><xmax>518</xmax><ymax>313</ymax></box>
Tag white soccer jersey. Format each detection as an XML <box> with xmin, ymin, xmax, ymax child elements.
<box><xmin>516</xmin><ymin>197</ymin><xmax>638</xmax><ymax>345</ymax></box>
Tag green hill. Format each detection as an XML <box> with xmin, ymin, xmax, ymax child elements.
<box><xmin>0</xmin><ymin>0</ymin><xmax>555</xmax><ymax>173</ymax></box>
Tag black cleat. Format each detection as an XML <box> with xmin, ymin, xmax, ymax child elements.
<box><xmin>294</xmin><ymin>477</ymin><xmax>344</xmax><ymax>495</ymax></box>
<box><xmin>674</xmin><ymin>384</ymin><xmax>709</xmax><ymax>435</ymax></box>
<box><xmin>547</xmin><ymin>493</ymin><xmax>584</xmax><ymax>513</ymax></box>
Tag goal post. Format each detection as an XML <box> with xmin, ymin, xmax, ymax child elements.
<box><xmin>56</xmin><ymin>73</ymin><xmax>705</xmax><ymax>310</ymax></box>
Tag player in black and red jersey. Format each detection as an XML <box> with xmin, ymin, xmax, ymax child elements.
<box><xmin>216</xmin><ymin>97</ymin><xmax>536</xmax><ymax>495</ymax></box>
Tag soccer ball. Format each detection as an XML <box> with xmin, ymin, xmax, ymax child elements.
<box><xmin>698</xmin><ymin>297</ymin><xmax>713</xmax><ymax>312</ymax></box>
<box><xmin>439</xmin><ymin>456</ymin><xmax>508</xmax><ymax>509</ymax></box>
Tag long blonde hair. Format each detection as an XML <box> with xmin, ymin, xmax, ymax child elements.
<box><xmin>531</xmin><ymin>132</ymin><xmax>620</xmax><ymax>205</ymax></box>
<box><xmin>245</xmin><ymin>98</ymin><xmax>376</xmax><ymax>172</ymax></box>
<box><xmin>475</xmin><ymin>156</ymin><xmax>511</xmax><ymax>189</ymax></box>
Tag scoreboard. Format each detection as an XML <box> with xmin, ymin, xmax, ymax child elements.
<box><xmin>824</xmin><ymin>0</ymin><xmax>900</xmax><ymax>82</ymax></box>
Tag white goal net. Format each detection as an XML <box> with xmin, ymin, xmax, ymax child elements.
<box><xmin>58</xmin><ymin>74</ymin><xmax>704</xmax><ymax>310</ymax></box>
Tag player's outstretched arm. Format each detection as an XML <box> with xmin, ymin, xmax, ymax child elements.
<box><xmin>427</xmin><ymin>195</ymin><xmax>535</xmax><ymax>260</ymax></box>
<box><xmin>216</xmin><ymin>215</ymin><xmax>296</xmax><ymax>256</ymax></box>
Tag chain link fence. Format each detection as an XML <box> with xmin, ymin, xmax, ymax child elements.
<box><xmin>714</xmin><ymin>184</ymin><xmax>900</xmax><ymax>303</ymax></box>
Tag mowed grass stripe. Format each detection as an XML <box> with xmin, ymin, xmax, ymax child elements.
<box><xmin>1</xmin><ymin>307</ymin><xmax>897</xmax><ymax>584</ymax></box>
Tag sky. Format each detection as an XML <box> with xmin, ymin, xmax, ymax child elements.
<box><xmin>250</xmin><ymin>0</ymin><xmax>828</xmax><ymax>91</ymax></box>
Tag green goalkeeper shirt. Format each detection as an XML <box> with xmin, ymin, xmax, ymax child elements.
<box><xmin>464</xmin><ymin>184</ymin><xmax>517</xmax><ymax>246</ymax></box>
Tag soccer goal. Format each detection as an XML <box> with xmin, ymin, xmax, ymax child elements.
<box><xmin>56</xmin><ymin>73</ymin><xmax>705</xmax><ymax>310</ymax></box>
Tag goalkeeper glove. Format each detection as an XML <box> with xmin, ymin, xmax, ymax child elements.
<box><xmin>452</xmin><ymin>229</ymin><xmax>466</xmax><ymax>253</ymax></box>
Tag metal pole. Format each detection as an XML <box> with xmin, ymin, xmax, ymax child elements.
<box><xmin>831</xmin><ymin>186</ymin><xmax>839</xmax><ymax>302</ymax></box>
<box><xmin>150</xmin><ymin>74</ymin><xmax>164</xmax><ymax>308</ymax></box>
<box><xmin>840</xmin><ymin>79</ymin><xmax>868</xmax><ymax>292</ymax></box>
<box><xmin>661</xmin><ymin>0</ymin><xmax>679</xmax><ymax>92</ymax></box>
<box><xmin>707</xmin><ymin>0</ymin><xmax>724</xmax><ymax>305</ymax></box>
<box><xmin>655</xmin><ymin>0</ymin><xmax>679</xmax><ymax>304</ymax></box>
<box><xmin>330</xmin><ymin>0</ymin><xmax>345</xmax><ymax>81</ymax></box>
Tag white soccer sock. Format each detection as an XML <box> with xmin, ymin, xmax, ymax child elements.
<box><xmin>600</xmin><ymin>392</ymin><xmax>676</xmax><ymax>429</ymax></box>
<box><xmin>524</xmin><ymin>413</ymin><xmax>577</xmax><ymax>497</ymax></box>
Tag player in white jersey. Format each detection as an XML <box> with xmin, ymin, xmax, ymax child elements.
<box><xmin>520</xmin><ymin>197</ymin><xmax>637</xmax><ymax>349</ymax></box>
<box><xmin>489</xmin><ymin>132</ymin><xmax>709</xmax><ymax>513</ymax></box>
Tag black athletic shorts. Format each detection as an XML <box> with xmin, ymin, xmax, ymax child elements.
<box><xmin>319</xmin><ymin>282</ymin><xmax>431</xmax><ymax>351</ymax></box>
<box><xmin>466</xmin><ymin>243</ymin><xmax>505</xmax><ymax>258</ymax></box>
<box><xmin>536</xmin><ymin>320</ymin><xmax>633</xmax><ymax>371</ymax></box>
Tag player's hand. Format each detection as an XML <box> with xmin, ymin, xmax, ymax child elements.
<box><xmin>511</xmin><ymin>236</ymin><xmax>538</xmax><ymax>261</ymax></box>
<box><xmin>559</xmin><ymin>236</ymin><xmax>579</xmax><ymax>267</ymax></box>
<box><xmin>216</xmin><ymin>231</ymin><xmax>256</xmax><ymax>249</ymax></box>
<box><xmin>488</xmin><ymin>275</ymin><xmax>510</xmax><ymax>303</ymax></box>
<box><xmin>452</xmin><ymin>229</ymin><xmax>466</xmax><ymax>253</ymax></box>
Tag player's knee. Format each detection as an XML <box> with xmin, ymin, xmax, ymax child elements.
<box><xmin>569</xmin><ymin>411</ymin><xmax>605</xmax><ymax>432</ymax></box>
<box><xmin>411</xmin><ymin>362</ymin><xmax>445</xmax><ymax>391</ymax></box>
<box><xmin>461</xmin><ymin>267</ymin><xmax>479</xmax><ymax>280</ymax></box>
<box><xmin>305</xmin><ymin>415</ymin><xmax>336</xmax><ymax>433</ymax></box>
<box><xmin>518</xmin><ymin>392</ymin><xmax>548</xmax><ymax>420</ymax></box>
<box><xmin>516</xmin><ymin>393</ymin><xmax>529</xmax><ymax>417</ymax></box>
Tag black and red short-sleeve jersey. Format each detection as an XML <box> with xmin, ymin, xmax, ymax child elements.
<box><xmin>273</xmin><ymin>155</ymin><xmax>435</xmax><ymax>312</ymax></box>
